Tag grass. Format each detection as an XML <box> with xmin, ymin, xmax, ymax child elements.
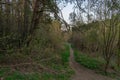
<box><xmin>61</xmin><ymin>45</ymin><xmax>70</xmax><ymax>65</ymax></box>
<box><xmin>0</xmin><ymin>44</ymin><xmax>74</xmax><ymax>80</ymax></box>
<box><xmin>0</xmin><ymin>68</ymin><xmax>73</xmax><ymax>80</ymax></box>
<box><xmin>74</xmin><ymin>50</ymin><xmax>104</xmax><ymax>70</ymax></box>
<box><xmin>0</xmin><ymin>68</ymin><xmax>40</xmax><ymax>80</ymax></box>
<box><xmin>74</xmin><ymin>50</ymin><xmax>120</xmax><ymax>79</ymax></box>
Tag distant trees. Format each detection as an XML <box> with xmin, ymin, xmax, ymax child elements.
<box><xmin>69</xmin><ymin>0</ymin><xmax>120</xmax><ymax>74</ymax></box>
<box><xmin>0</xmin><ymin>0</ymin><xmax>32</xmax><ymax>53</ymax></box>
<box><xmin>0</xmin><ymin>0</ymin><xmax>70</xmax><ymax>65</ymax></box>
<box><xmin>97</xmin><ymin>0</ymin><xmax>120</xmax><ymax>73</ymax></box>
<box><xmin>1</xmin><ymin>0</ymin><xmax>120</xmax><ymax>74</ymax></box>
<box><xmin>0</xmin><ymin>0</ymin><xmax>61</xmax><ymax>54</ymax></box>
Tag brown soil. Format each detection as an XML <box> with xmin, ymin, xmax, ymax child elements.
<box><xmin>69</xmin><ymin>45</ymin><xmax>115</xmax><ymax>80</ymax></box>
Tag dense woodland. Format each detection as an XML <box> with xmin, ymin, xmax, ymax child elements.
<box><xmin>0</xmin><ymin>0</ymin><xmax>120</xmax><ymax>80</ymax></box>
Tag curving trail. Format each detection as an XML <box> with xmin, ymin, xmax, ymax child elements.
<box><xmin>69</xmin><ymin>45</ymin><xmax>115</xmax><ymax>80</ymax></box>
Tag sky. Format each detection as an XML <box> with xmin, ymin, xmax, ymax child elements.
<box><xmin>61</xmin><ymin>1</ymin><xmax>91</xmax><ymax>24</ymax></box>
<box><xmin>61</xmin><ymin>3</ymin><xmax>87</xmax><ymax>24</ymax></box>
<box><xmin>61</xmin><ymin>3</ymin><xmax>74</xmax><ymax>23</ymax></box>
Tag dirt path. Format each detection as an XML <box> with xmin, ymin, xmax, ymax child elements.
<box><xmin>69</xmin><ymin>45</ymin><xmax>115</xmax><ymax>80</ymax></box>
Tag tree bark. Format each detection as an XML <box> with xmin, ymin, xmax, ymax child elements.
<box><xmin>27</xmin><ymin>0</ymin><xmax>44</xmax><ymax>46</ymax></box>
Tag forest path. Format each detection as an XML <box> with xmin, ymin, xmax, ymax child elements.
<box><xmin>69</xmin><ymin>44</ymin><xmax>115</xmax><ymax>80</ymax></box>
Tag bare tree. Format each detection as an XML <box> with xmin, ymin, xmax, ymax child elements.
<box><xmin>98</xmin><ymin>0</ymin><xmax>120</xmax><ymax>73</ymax></box>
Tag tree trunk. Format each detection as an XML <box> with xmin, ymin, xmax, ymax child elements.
<box><xmin>104</xmin><ymin>59</ymin><xmax>110</xmax><ymax>75</ymax></box>
<box><xmin>27</xmin><ymin>0</ymin><xmax>44</xmax><ymax>46</ymax></box>
<box><xmin>30</xmin><ymin>0</ymin><xmax>43</xmax><ymax>34</ymax></box>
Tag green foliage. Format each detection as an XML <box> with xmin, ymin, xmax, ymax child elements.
<box><xmin>0</xmin><ymin>68</ymin><xmax>10</xmax><ymax>77</ymax></box>
<box><xmin>74</xmin><ymin>50</ymin><xmax>104</xmax><ymax>70</ymax></box>
<box><xmin>73</xmin><ymin>50</ymin><xmax>120</xmax><ymax>79</ymax></box>
<box><xmin>117</xmin><ymin>78</ymin><xmax>120</xmax><ymax>80</ymax></box>
<box><xmin>70</xmin><ymin>21</ymin><xmax>100</xmax><ymax>52</ymax></box>
<box><xmin>61</xmin><ymin>45</ymin><xmax>70</xmax><ymax>65</ymax></box>
<box><xmin>0</xmin><ymin>68</ymin><xmax>40</xmax><ymax>80</ymax></box>
<box><xmin>0</xmin><ymin>62</ymin><xmax>73</xmax><ymax>80</ymax></box>
<box><xmin>112</xmin><ymin>64</ymin><xmax>120</xmax><ymax>72</ymax></box>
<box><xmin>0</xmin><ymin>44</ymin><xmax>74</xmax><ymax>80</ymax></box>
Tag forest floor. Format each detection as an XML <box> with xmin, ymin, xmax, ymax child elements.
<box><xmin>69</xmin><ymin>45</ymin><xmax>115</xmax><ymax>80</ymax></box>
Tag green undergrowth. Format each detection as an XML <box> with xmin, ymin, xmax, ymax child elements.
<box><xmin>74</xmin><ymin>50</ymin><xmax>104</xmax><ymax>70</ymax></box>
<box><xmin>74</xmin><ymin>50</ymin><xmax>120</xmax><ymax>79</ymax></box>
<box><xmin>0</xmin><ymin>68</ymin><xmax>72</xmax><ymax>80</ymax></box>
<box><xmin>61</xmin><ymin>45</ymin><xmax>70</xmax><ymax>65</ymax></box>
<box><xmin>0</xmin><ymin>44</ymin><xmax>74</xmax><ymax>80</ymax></box>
